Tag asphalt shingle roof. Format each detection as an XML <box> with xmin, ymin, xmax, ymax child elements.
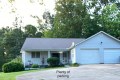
<box><xmin>21</xmin><ymin>38</ymin><xmax>85</xmax><ymax>51</ymax></box>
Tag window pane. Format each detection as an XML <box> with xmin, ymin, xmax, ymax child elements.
<box><xmin>31</xmin><ymin>52</ymin><xmax>35</xmax><ymax>58</ymax></box>
<box><xmin>36</xmin><ymin>52</ymin><xmax>40</xmax><ymax>58</ymax></box>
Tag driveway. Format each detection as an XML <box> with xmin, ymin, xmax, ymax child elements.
<box><xmin>17</xmin><ymin>64</ymin><xmax>120</xmax><ymax>80</ymax></box>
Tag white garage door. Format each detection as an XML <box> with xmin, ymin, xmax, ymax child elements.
<box><xmin>79</xmin><ymin>49</ymin><xmax>100</xmax><ymax>64</ymax></box>
<box><xmin>104</xmin><ymin>49</ymin><xmax>120</xmax><ymax>63</ymax></box>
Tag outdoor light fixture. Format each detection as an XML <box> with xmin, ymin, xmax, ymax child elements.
<box><xmin>101</xmin><ymin>42</ymin><xmax>103</xmax><ymax>44</ymax></box>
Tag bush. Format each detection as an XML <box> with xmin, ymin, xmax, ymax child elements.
<box><xmin>71</xmin><ymin>63</ymin><xmax>79</xmax><ymax>67</ymax></box>
<box><xmin>47</xmin><ymin>57</ymin><xmax>60</xmax><ymax>67</ymax></box>
<box><xmin>11</xmin><ymin>56</ymin><xmax>22</xmax><ymax>63</ymax></box>
<box><xmin>31</xmin><ymin>64</ymin><xmax>39</xmax><ymax>68</ymax></box>
<box><xmin>2</xmin><ymin>62</ymin><xmax>24</xmax><ymax>73</ymax></box>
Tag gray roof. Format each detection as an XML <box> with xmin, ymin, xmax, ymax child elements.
<box><xmin>21</xmin><ymin>38</ymin><xmax>85</xmax><ymax>51</ymax></box>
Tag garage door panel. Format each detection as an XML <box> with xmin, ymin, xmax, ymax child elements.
<box><xmin>79</xmin><ymin>49</ymin><xmax>100</xmax><ymax>64</ymax></box>
<box><xmin>104</xmin><ymin>49</ymin><xmax>120</xmax><ymax>63</ymax></box>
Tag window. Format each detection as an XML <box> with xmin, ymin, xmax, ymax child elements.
<box><xmin>31</xmin><ymin>52</ymin><xmax>40</xmax><ymax>58</ymax></box>
<box><xmin>36</xmin><ymin>52</ymin><xmax>40</xmax><ymax>58</ymax></box>
<box><xmin>32</xmin><ymin>52</ymin><xmax>36</xmax><ymax>58</ymax></box>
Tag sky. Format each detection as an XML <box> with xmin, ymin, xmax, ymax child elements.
<box><xmin>0</xmin><ymin>0</ymin><xmax>55</xmax><ymax>28</ymax></box>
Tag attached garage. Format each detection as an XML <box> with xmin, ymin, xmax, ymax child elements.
<box><xmin>79</xmin><ymin>49</ymin><xmax>100</xmax><ymax>64</ymax></box>
<box><xmin>74</xmin><ymin>31</ymin><xmax>120</xmax><ymax>64</ymax></box>
<box><xmin>104</xmin><ymin>49</ymin><xmax>120</xmax><ymax>63</ymax></box>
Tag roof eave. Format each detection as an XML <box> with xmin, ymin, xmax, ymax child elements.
<box><xmin>21</xmin><ymin>48</ymin><xmax>70</xmax><ymax>52</ymax></box>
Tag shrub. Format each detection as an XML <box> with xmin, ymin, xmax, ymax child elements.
<box><xmin>11</xmin><ymin>56</ymin><xmax>22</xmax><ymax>63</ymax></box>
<box><xmin>31</xmin><ymin>64</ymin><xmax>39</xmax><ymax>68</ymax></box>
<box><xmin>2</xmin><ymin>62</ymin><xmax>24</xmax><ymax>73</ymax></box>
<box><xmin>71</xmin><ymin>63</ymin><xmax>79</xmax><ymax>67</ymax></box>
<box><xmin>47</xmin><ymin>57</ymin><xmax>60</xmax><ymax>67</ymax></box>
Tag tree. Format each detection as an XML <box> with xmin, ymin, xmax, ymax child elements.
<box><xmin>83</xmin><ymin>0</ymin><xmax>120</xmax><ymax>38</ymax></box>
<box><xmin>3</xmin><ymin>27</ymin><xmax>25</xmax><ymax>61</ymax></box>
<box><xmin>0</xmin><ymin>46</ymin><xmax>4</xmax><ymax>71</ymax></box>
<box><xmin>31</xmin><ymin>11</ymin><xmax>54</xmax><ymax>38</ymax></box>
<box><xmin>0</xmin><ymin>28</ymin><xmax>8</xmax><ymax>70</ymax></box>
<box><xmin>51</xmin><ymin>0</ymin><xmax>89</xmax><ymax>38</ymax></box>
<box><xmin>0</xmin><ymin>24</ymin><xmax>43</xmax><ymax>70</ymax></box>
<box><xmin>42</xmin><ymin>0</ymin><xmax>120</xmax><ymax>39</ymax></box>
<box><xmin>24</xmin><ymin>24</ymin><xmax>42</xmax><ymax>37</ymax></box>
<box><xmin>25</xmin><ymin>25</ymin><xmax>37</xmax><ymax>37</ymax></box>
<box><xmin>43</xmin><ymin>11</ymin><xmax>54</xmax><ymax>27</ymax></box>
<box><xmin>42</xmin><ymin>11</ymin><xmax>54</xmax><ymax>38</ymax></box>
<box><xmin>101</xmin><ymin>4</ymin><xmax>120</xmax><ymax>39</ymax></box>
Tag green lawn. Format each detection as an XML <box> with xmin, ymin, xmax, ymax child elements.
<box><xmin>0</xmin><ymin>67</ymin><xmax>64</xmax><ymax>80</ymax></box>
<box><xmin>0</xmin><ymin>69</ymin><xmax>42</xmax><ymax>80</ymax></box>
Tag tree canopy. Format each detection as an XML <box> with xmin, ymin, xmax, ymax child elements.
<box><xmin>44</xmin><ymin>0</ymin><xmax>120</xmax><ymax>39</ymax></box>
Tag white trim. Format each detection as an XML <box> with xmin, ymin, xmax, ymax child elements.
<box><xmin>48</xmin><ymin>51</ymin><xmax>51</xmax><ymax>58</ymax></box>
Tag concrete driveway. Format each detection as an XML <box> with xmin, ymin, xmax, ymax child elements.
<box><xmin>17</xmin><ymin>64</ymin><xmax>120</xmax><ymax>80</ymax></box>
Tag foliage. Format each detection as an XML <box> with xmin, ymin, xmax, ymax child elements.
<box><xmin>31</xmin><ymin>11</ymin><xmax>54</xmax><ymax>37</ymax></box>
<box><xmin>70</xmin><ymin>63</ymin><xmax>79</xmax><ymax>67</ymax></box>
<box><xmin>0</xmin><ymin>44</ymin><xmax>4</xmax><ymax>71</ymax></box>
<box><xmin>2</xmin><ymin>62</ymin><xmax>24</xmax><ymax>73</ymax></box>
<box><xmin>51</xmin><ymin>0</ymin><xmax>89</xmax><ymax>38</ymax></box>
<box><xmin>25</xmin><ymin>25</ymin><xmax>37</xmax><ymax>37</ymax></box>
<box><xmin>0</xmin><ymin>25</ymin><xmax>42</xmax><ymax>71</ymax></box>
<box><xmin>47</xmin><ymin>57</ymin><xmax>60</xmax><ymax>67</ymax></box>
<box><xmin>43</xmin><ymin>11</ymin><xmax>54</xmax><ymax>26</ymax></box>
<box><xmin>45</xmin><ymin>0</ymin><xmax>120</xmax><ymax>39</ymax></box>
<box><xmin>11</xmin><ymin>56</ymin><xmax>22</xmax><ymax>63</ymax></box>
<box><xmin>0</xmin><ymin>52</ymin><xmax>4</xmax><ymax>71</ymax></box>
<box><xmin>0</xmin><ymin>28</ymin><xmax>6</xmax><ymax>71</ymax></box>
<box><xmin>82</xmin><ymin>0</ymin><xmax>120</xmax><ymax>38</ymax></box>
<box><xmin>100</xmin><ymin>4</ymin><xmax>120</xmax><ymax>39</ymax></box>
<box><xmin>2</xmin><ymin>27</ymin><xmax>25</xmax><ymax>62</ymax></box>
<box><xmin>24</xmin><ymin>24</ymin><xmax>42</xmax><ymax>37</ymax></box>
<box><xmin>31</xmin><ymin>64</ymin><xmax>39</xmax><ymax>68</ymax></box>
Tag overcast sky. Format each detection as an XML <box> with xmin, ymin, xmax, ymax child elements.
<box><xmin>0</xmin><ymin>0</ymin><xmax>55</xmax><ymax>28</ymax></box>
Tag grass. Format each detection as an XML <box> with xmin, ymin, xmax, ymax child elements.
<box><xmin>0</xmin><ymin>67</ymin><xmax>64</xmax><ymax>80</ymax></box>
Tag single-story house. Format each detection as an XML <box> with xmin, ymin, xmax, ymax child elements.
<box><xmin>21</xmin><ymin>31</ymin><xmax>120</xmax><ymax>67</ymax></box>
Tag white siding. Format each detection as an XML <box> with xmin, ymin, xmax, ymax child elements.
<box><xmin>24</xmin><ymin>51</ymin><xmax>48</xmax><ymax>66</ymax></box>
<box><xmin>76</xmin><ymin>33</ymin><xmax>120</xmax><ymax>48</ymax></box>
<box><xmin>21</xmin><ymin>51</ymin><xmax>26</xmax><ymax>67</ymax></box>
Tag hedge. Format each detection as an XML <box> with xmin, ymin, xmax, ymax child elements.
<box><xmin>47</xmin><ymin>57</ymin><xmax>60</xmax><ymax>67</ymax></box>
<box><xmin>70</xmin><ymin>63</ymin><xmax>79</xmax><ymax>67</ymax></box>
<box><xmin>31</xmin><ymin>64</ymin><xmax>39</xmax><ymax>68</ymax></box>
<box><xmin>2</xmin><ymin>62</ymin><xmax>24</xmax><ymax>73</ymax></box>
